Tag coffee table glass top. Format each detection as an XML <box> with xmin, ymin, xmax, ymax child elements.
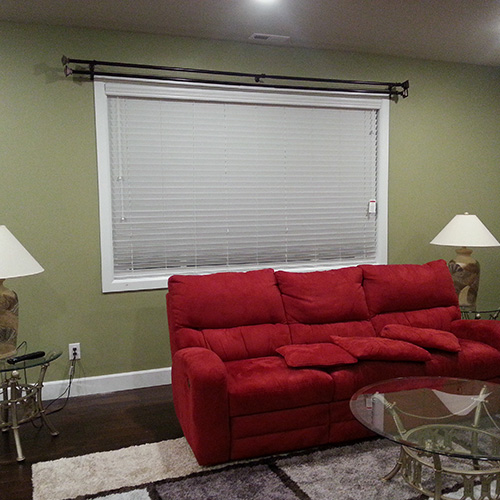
<box><xmin>350</xmin><ymin>376</ymin><xmax>500</xmax><ymax>461</ymax></box>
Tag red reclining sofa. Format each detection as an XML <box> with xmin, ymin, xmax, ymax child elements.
<box><xmin>166</xmin><ymin>260</ymin><xmax>500</xmax><ymax>465</ymax></box>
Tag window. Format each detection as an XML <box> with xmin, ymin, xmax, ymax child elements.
<box><xmin>94</xmin><ymin>78</ymin><xmax>388</xmax><ymax>292</ymax></box>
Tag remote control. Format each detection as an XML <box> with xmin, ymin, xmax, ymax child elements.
<box><xmin>7</xmin><ymin>351</ymin><xmax>46</xmax><ymax>365</ymax></box>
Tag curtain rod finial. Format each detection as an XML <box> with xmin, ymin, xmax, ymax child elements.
<box><xmin>62</xmin><ymin>55</ymin><xmax>73</xmax><ymax>77</ymax></box>
<box><xmin>402</xmin><ymin>80</ymin><xmax>409</xmax><ymax>98</ymax></box>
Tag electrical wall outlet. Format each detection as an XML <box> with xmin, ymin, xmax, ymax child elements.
<box><xmin>69</xmin><ymin>342</ymin><xmax>81</xmax><ymax>360</ymax></box>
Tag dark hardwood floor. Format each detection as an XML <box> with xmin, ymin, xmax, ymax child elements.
<box><xmin>0</xmin><ymin>385</ymin><xmax>183</xmax><ymax>500</ymax></box>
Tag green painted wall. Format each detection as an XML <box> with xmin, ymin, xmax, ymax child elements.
<box><xmin>2</xmin><ymin>21</ymin><xmax>500</xmax><ymax>382</ymax></box>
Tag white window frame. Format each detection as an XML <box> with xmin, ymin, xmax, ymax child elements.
<box><xmin>94</xmin><ymin>77</ymin><xmax>389</xmax><ymax>292</ymax></box>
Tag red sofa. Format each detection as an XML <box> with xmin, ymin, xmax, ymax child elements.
<box><xmin>166</xmin><ymin>260</ymin><xmax>500</xmax><ymax>465</ymax></box>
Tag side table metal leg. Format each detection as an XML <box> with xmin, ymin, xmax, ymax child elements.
<box><xmin>1</xmin><ymin>385</ymin><xmax>8</xmax><ymax>430</ymax></box>
<box><xmin>11</xmin><ymin>421</ymin><xmax>25</xmax><ymax>462</ymax></box>
<box><xmin>9</xmin><ymin>372</ymin><xmax>25</xmax><ymax>462</ymax></box>
<box><xmin>0</xmin><ymin>353</ymin><xmax>62</xmax><ymax>463</ymax></box>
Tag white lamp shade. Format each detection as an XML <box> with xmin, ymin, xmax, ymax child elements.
<box><xmin>430</xmin><ymin>213</ymin><xmax>500</xmax><ymax>248</ymax></box>
<box><xmin>0</xmin><ymin>226</ymin><xmax>44</xmax><ymax>279</ymax></box>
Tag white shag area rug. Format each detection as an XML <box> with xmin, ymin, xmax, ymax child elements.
<box><xmin>32</xmin><ymin>437</ymin><xmax>220</xmax><ymax>500</ymax></box>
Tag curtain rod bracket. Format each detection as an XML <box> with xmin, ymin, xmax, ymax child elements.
<box><xmin>61</xmin><ymin>56</ymin><xmax>409</xmax><ymax>99</ymax></box>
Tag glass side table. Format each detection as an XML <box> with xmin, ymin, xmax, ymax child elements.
<box><xmin>460</xmin><ymin>307</ymin><xmax>500</xmax><ymax>320</ymax></box>
<box><xmin>0</xmin><ymin>350</ymin><xmax>62</xmax><ymax>461</ymax></box>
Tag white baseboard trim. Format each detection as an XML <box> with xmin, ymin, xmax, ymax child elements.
<box><xmin>42</xmin><ymin>367</ymin><xmax>172</xmax><ymax>401</ymax></box>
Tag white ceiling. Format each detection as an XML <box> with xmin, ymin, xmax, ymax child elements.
<box><xmin>2</xmin><ymin>0</ymin><xmax>500</xmax><ymax>67</ymax></box>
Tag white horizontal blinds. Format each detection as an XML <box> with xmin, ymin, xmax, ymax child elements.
<box><xmin>109</xmin><ymin>98</ymin><xmax>199</xmax><ymax>275</ymax></box>
<box><xmin>281</xmin><ymin>107</ymin><xmax>378</xmax><ymax>263</ymax></box>
<box><xmin>107</xmin><ymin>87</ymin><xmax>379</xmax><ymax>279</ymax></box>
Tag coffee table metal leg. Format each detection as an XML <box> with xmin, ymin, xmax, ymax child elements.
<box><xmin>432</xmin><ymin>453</ymin><xmax>443</xmax><ymax>500</ymax></box>
<box><xmin>382</xmin><ymin>446</ymin><xmax>404</xmax><ymax>481</ymax></box>
<box><xmin>388</xmin><ymin>445</ymin><xmax>500</xmax><ymax>500</ymax></box>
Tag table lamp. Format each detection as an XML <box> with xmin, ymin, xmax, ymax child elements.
<box><xmin>0</xmin><ymin>226</ymin><xmax>44</xmax><ymax>358</ymax></box>
<box><xmin>430</xmin><ymin>213</ymin><xmax>500</xmax><ymax>310</ymax></box>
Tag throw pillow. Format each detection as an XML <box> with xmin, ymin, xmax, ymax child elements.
<box><xmin>380</xmin><ymin>324</ymin><xmax>461</xmax><ymax>352</ymax></box>
<box><xmin>276</xmin><ymin>343</ymin><xmax>358</xmax><ymax>368</ymax></box>
<box><xmin>330</xmin><ymin>336</ymin><xmax>432</xmax><ymax>362</ymax></box>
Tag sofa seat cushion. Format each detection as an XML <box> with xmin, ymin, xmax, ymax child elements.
<box><xmin>225</xmin><ymin>356</ymin><xmax>334</xmax><ymax>416</ymax></box>
<box><xmin>451</xmin><ymin>319</ymin><xmax>500</xmax><ymax>351</ymax></box>
<box><xmin>276</xmin><ymin>343</ymin><xmax>357</xmax><ymax>368</ymax></box>
<box><xmin>425</xmin><ymin>339</ymin><xmax>500</xmax><ymax>380</ymax></box>
<box><xmin>380</xmin><ymin>325</ymin><xmax>461</xmax><ymax>352</ymax></box>
<box><xmin>329</xmin><ymin>361</ymin><xmax>428</xmax><ymax>401</ymax></box>
<box><xmin>330</xmin><ymin>336</ymin><xmax>432</xmax><ymax>362</ymax></box>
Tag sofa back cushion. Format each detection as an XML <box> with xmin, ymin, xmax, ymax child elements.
<box><xmin>361</xmin><ymin>260</ymin><xmax>461</xmax><ymax>333</ymax></box>
<box><xmin>275</xmin><ymin>267</ymin><xmax>375</xmax><ymax>343</ymax></box>
<box><xmin>167</xmin><ymin>268</ymin><xmax>290</xmax><ymax>359</ymax></box>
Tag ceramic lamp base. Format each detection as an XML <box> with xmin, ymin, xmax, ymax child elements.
<box><xmin>0</xmin><ymin>280</ymin><xmax>19</xmax><ymax>359</ymax></box>
<box><xmin>448</xmin><ymin>247</ymin><xmax>479</xmax><ymax>310</ymax></box>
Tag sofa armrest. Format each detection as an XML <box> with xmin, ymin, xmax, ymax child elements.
<box><xmin>172</xmin><ymin>347</ymin><xmax>230</xmax><ymax>465</ymax></box>
<box><xmin>450</xmin><ymin>320</ymin><xmax>500</xmax><ymax>351</ymax></box>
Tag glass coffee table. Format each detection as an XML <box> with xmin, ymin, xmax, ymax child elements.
<box><xmin>350</xmin><ymin>377</ymin><xmax>500</xmax><ymax>500</ymax></box>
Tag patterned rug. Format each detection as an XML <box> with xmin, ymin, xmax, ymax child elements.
<box><xmin>32</xmin><ymin>437</ymin><xmax>475</xmax><ymax>500</ymax></box>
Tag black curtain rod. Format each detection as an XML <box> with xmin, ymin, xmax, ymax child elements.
<box><xmin>62</xmin><ymin>56</ymin><xmax>409</xmax><ymax>99</ymax></box>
